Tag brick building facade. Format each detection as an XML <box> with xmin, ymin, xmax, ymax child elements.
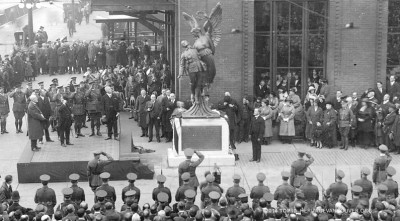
<box><xmin>176</xmin><ymin>0</ymin><xmax>391</xmax><ymax>103</ymax></box>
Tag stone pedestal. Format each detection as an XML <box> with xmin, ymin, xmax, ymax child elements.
<box><xmin>167</xmin><ymin>117</ymin><xmax>235</xmax><ymax>167</ymax></box>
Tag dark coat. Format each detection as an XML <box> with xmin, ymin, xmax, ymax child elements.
<box><xmin>146</xmin><ymin>100</ymin><xmax>162</xmax><ymax>120</ymax></box>
<box><xmin>0</xmin><ymin>182</ymin><xmax>11</xmax><ymax>204</ymax></box>
<box><xmin>9</xmin><ymin>91</ymin><xmax>26</xmax><ymax>112</ymax></box>
<box><xmin>76</xmin><ymin>45</ymin><xmax>88</xmax><ymax>67</ymax></box>
<box><xmin>255</xmin><ymin>84</ymin><xmax>268</xmax><ymax>99</ymax></box>
<box><xmin>375</xmin><ymin>87</ymin><xmax>386</xmax><ymax>104</ymax></box>
<box><xmin>135</xmin><ymin>95</ymin><xmax>150</xmax><ymax>128</ymax></box>
<box><xmin>164</xmin><ymin>99</ymin><xmax>177</xmax><ymax>132</ymax></box>
<box><xmin>387</xmin><ymin>81</ymin><xmax>400</xmax><ymax>101</ymax></box>
<box><xmin>57</xmin><ymin>47</ymin><xmax>68</xmax><ymax>67</ymax></box>
<box><xmin>117</xmin><ymin>43</ymin><xmax>128</xmax><ymax>66</ymax></box>
<box><xmin>48</xmin><ymin>47</ymin><xmax>58</xmax><ymax>68</ymax></box>
<box><xmin>250</xmin><ymin>115</ymin><xmax>265</xmax><ymax>140</ymax></box>
<box><xmin>27</xmin><ymin>102</ymin><xmax>45</xmax><ymax>140</ymax></box>
<box><xmin>37</xmin><ymin>96</ymin><xmax>52</xmax><ymax>119</ymax></box>
<box><xmin>0</xmin><ymin>94</ymin><xmax>10</xmax><ymax>115</ymax></box>
<box><xmin>106</xmin><ymin>45</ymin><xmax>117</xmax><ymax>67</ymax></box>
<box><xmin>96</xmin><ymin>46</ymin><xmax>106</xmax><ymax>67</ymax></box>
<box><xmin>68</xmin><ymin>47</ymin><xmax>77</xmax><ymax>67</ymax></box>
<box><xmin>100</xmin><ymin>93</ymin><xmax>122</xmax><ymax>122</ymax></box>
<box><xmin>58</xmin><ymin>104</ymin><xmax>73</xmax><ymax>128</ymax></box>
<box><xmin>34</xmin><ymin>186</ymin><xmax>57</xmax><ymax>215</ymax></box>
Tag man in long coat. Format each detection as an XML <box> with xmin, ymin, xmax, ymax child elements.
<box><xmin>57</xmin><ymin>44</ymin><xmax>68</xmax><ymax>74</ymax></box>
<box><xmin>27</xmin><ymin>94</ymin><xmax>45</xmax><ymax>151</ymax></box>
<box><xmin>48</xmin><ymin>44</ymin><xmax>58</xmax><ymax>75</ymax></box>
<box><xmin>101</xmin><ymin>86</ymin><xmax>122</xmax><ymax>140</ymax></box>
<box><xmin>37</xmin><ymin>89</ymin><xmax>53</xmax><ymax>143</ymax></box>
<box><xmin>135</xmin><ymin>89</ymin><xmax>150</xmax><ymax>137</ymax></box>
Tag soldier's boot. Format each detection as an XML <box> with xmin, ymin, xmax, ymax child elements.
<box><xmin>2</xmin><ymin>122</ymin><xmax>7</xmax><ymax>133</ymax></box>
<box><xmin>18</xmin><ymin>121</ymin><xmax>23</xmax><ymax>133</ymax></box>
<box><xmin>78</xmin><ymin>128</ymin><xmax>85</xmax><ymax>137</ymax></box>
<box><xmin>89</xmin><ymin>128</ymin><xmax>95</xmax><ymax>137</ymax></box>
<box><xmin>15</xmin><ymin>121</ymin><xmax>19</xmax><ymax>133</ymax></box>
<box><xmin>96</xmin><ymin>127</ymin><xmax>102</xmax><ymax>136</ymax></box>
<box><xmin>74</xmin><ymin>126</ymin><xmax>79</xmax><ymax>138</ymax></box>
<box><xmin>234</xmin><ymin>154</ymin><xmax>239</xmax><ymax>161</ymax></box>
<box><xmin>0</xmin><ymin>123</ymin><xmax>4</xmax><ymax>134</ymax></box>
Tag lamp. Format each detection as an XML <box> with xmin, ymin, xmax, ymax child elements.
<box><xmin>18</xmin><ymin>3</ymin><xmax>24</xmax><ymax>8</ymax></box>
<box><xmin>35</xmin><ymin>2</ymin><xmax>41</xmax><ymax>8</ymax></box>
<box><xmin>26</xmin><ymin>3</ymin><xmax>32</xmax><ymax>9</ymax></box>
<box><xmin>345</xmin><ymin>22</ymin><xmax>354</xmax><ymax>29</ymax></box>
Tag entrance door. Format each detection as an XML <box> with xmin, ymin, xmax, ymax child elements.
<box><xmin>255</xmin><ymin>0</ymin><xmax>328</xmax><ymax>98</ymax></box>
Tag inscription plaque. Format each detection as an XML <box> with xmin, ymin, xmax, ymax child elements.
<box><xmin>181</xmin><ymin>126</ymin><xmax>222</xmax><ymax>151</ymax></box>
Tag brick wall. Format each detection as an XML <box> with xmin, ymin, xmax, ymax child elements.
<box><xmin>326</xmin><ymin>0</ymin><xmax>388</xmax><ymax>95</ymax></box>
<box><xmin>176</xmin><ymin>0</ymin><xmax>246</xmax><ymax>104</ymax></box>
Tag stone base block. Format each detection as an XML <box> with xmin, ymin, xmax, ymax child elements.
<box><xmin>167</xmin><ymin>148</ymin><xmax>235</xmax><ymax>167</ymax></box>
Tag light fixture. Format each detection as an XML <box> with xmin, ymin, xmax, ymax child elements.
<box><xmin>345</xmin><ymin>22</ymin><xmax>354</xmax><ymax>29</ymax></box>
<box><xmin>26</xmin><ymin>3</ymin><xmax>32</xmax><ymax>9</ymax></box>
<box><xmin>35</xmin><ymin>2</ymin><xmax>41</xmax><ymax>8</ymax></box>
<box><xmin>18</xmin><ymin>3</ymin><xmax>24</xmax><ymax>8</ymax></box>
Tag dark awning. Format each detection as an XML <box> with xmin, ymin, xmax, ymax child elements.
<box><xmin>91</xmin><ymin>0</ymin><xmax>176</xmax><ymax>12</ymax></box>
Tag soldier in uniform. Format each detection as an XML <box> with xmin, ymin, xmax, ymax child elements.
<box><xmin>120</xmin><ymin>190</ymin><xmax>135</xmax><ymax>211</ymax></box>
<box><xmin>321</xmin><ymin>101</ymin><xmax>337</xmax><ymax>148</ymax></box>
<box><xmin>250</xmin><ymin>173</ymin><xmax>270</xmax><ymax>209</ymax></box>
<box><xmin>273</xmin><ymin>171</ymin><xmax>295</xmax><ymax>204</ymax></box>
<box><xmin>121</xmin><ymin>173</ymin><xmax>141</xmax><ymax>203</ymax></box>
<box><xmin>156</xmin><ymin>192</ymin><xmax>170</xmax><ymax>211</ymax></box>
<box><xmin>353</xmin><ymin>167</ymin><xmax>373</xmax><ymax>207</ymax></box>
<box><xmin>325</xmin><ymin>170</ymin><xmax>348</xmax><ymax>205</ymax></box>
<box><xmin>92</xmin><ymin>190</ymin><xmax>107</xmax><ymax>213</ymax></box>
<box><xmin>373</xmin><ymin>144</ymin><xmax>392</xmax><ymax>184</ymax></box>
<box><xmin>201</xmin><ymin>175</ymin><xmax>222</xmax><ymax>209</ymax></box>
<box><xmin>206</xmin><ymin>191</ymin><xmax>221</xmax><ymax>211</ymax></box>
<box><xmin>226</xmin><ymin>174</ymin><xmax>246</xmax><ymax>202</ymax></box>
<box><xmin>175</xmin><ymin>172</ymin><xmax>195</xmax><ymax>202</ymax></box>
<box><xmin>69</xmin><ymin>174</ymin><xmax>85</xmax><ymax>205</ymax></box>
<box><xmin>47</xmin><ymin>82</ymin><xmax>58</xmax><ymax>132</ymax></box>
<box><xmin>95</xmin><ymin>172</ymin><xmax>116</xmax><ymax>204</ymax></box>
<box><xmin>338</xmin><ymin>98</ymin><xmax>354</xmax><ymax>150</ymax></box>
<box><xmin>71</xmin><ymin>82</ymin><xmax>86</xmax><ymax>138</ymax></box>
<box><xmin>299</xmin><ymin>171</ymin><xmax>319</xmax><ymax>210</ymax></box>
<box><xmin>34</xmin><ymin>174</ymin><xmax>57</xmax><ymax>217</ymax></box>
<box><xmin>347</xmin><ymin>185</ymin><xmax>362</xmax><ymax>210</ymax></box>
<box><xmin>55</xmin><ymin>188</ymin><xmax>79</xmax><ymax>217</ymax></box>
<box><xmin>382</xmin><ymin>166</ymin><xmax>398</xmax><ymax>200</ymax></box>
<box><xmin>85</xmin><ymin>80</ymin><xmax>102</xmax><ymax>136</ymax></box>
<box><xmin>8</xmin><ymin>84</ymin><xmax>26</xmax><ymax>133</ymax></box>
<box><xmin>0</xmin><ymin>86</ymin><xmax>9</xmax><ymax>134</ymax></box>
<box><xmin>183</xmin><ymin>189</ymin><xmax>198</xmax><ymax>210</ymax></box>
<box><xmin>178</xmin><ymin>148</ymin><xmax>205</xmax><ymax>190</ymax></box>
<box><xmin>290</xmin><ymin>148</ymin><xmax>314</xmax><ymax>188</ymax></box>
<box><xmin>371</xmin><ymin>184</ymin><xmax>388</xmax><ymax>210</ymax></box>
<box><xmin>152</xmin><ymin>175</ymin><xmax>172</xmax><ymax>204</ymax></box>
<box><xmin>87</xmin><ymin>151</ymin><xmax>114</xmax><ymax>192</ymax></box>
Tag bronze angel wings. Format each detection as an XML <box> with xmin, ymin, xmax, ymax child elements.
<box><xmin>182</xmin><ymin>2</ymin><xmax>222</xmax><ymax>47</ymax></box>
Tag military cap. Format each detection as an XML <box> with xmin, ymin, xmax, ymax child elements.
<box><xmin>351</xmin><ymin>185</ymin><xmax>362</xmax><ymax>193</ymax></box>
<box><xmin>4</xmin><ymin>55</ymin><xmax>9</xmax><ymax>58</ymax></box>
<box><xmin>96</xmin><ymin>190</ymin><xmax>107</xmax><ymax>198</ymax></box>
<box><xmin>127</xmin><ymin>173</ymin><xmax>137</xmax><ymax>181</ymax></box>
<box><xmin>387</xmin><ymin>166</ymin><xmax>396</xmax><ymax>176</ymax></box>
<box><xmin>232</xmin><ymin>174</ymin><xmax>241</xmax><ymax>180</ymax></box>
<box><xmin>184</xmin><ymin>189</ymin><xmax>196</xmax><ymax>199</ymax></box>
<box><xmin>52</xmin><ymin>78</ymin><xmax>58</xmax><ymax>82</ymax></box>
<box><xmin>156</xmin><ymin>174</ymin><xmax>166</xmax><ymax>183</ymax></box>
<box><xmin>100</xmin><ymin>172</ymin><xmax>110</xmax><ymax>179</ymax></box>
<box><xmin>39</xmin><ymin>174</ymin><xmax>50</xmax><ymax>181</ymax></box>
<box><xmin>377</xmin><ymin>184</ymin><xmax>388</xmax><ymax>191</ymax></box>
<box><xmin>296</xmin><ymin>192</ymin><xmax>304</xmax><ymax>199</ymax></box>
<box><xmin>206</xmin><ymin>174</ymin><xmax>215</xmax><ymax>183</ymax></box>
<box><xmin>89</xmin><ymin>80</ymin><xmax>95</xmax><ymax>84</ymax></box>
<box><xmin>281</xmin><ymin>171</ymin><xmax>290</xmax><ymax>178</ymax></box>
<box><xmin>71</xmin><ymin>77</ymin><xmax>77</xmax><ymax>80</ymax></box>
<box><xmin>256</xmin><ymin>173</ymin><xmax>266</xmax><ymax>182</ymax></box>
<box><xmin>338</xmin><ymin>194</ymin><xmax>347</xmax><ymax>202</ymax></box>
<box><xmin>69</xmin><ymin>173</ymin><xmax>79</xmax><ymax>181</ymax></box>
<box><xmin>93</xmin><ymin>150</ymin><xmax>102</xmax><ymax>155</ymax></box>
<box><xmin>73</xmin><ymin>83</ymin><xmax>79</xmax><ymax>87</ymax></box>
<box><xmin>349</xmin><ymin>212</ymin><xmax>359</xmax><ymax>220</ymax></box>
<box><xmin>38</xmin><ymin>81</ymin><xmax>44</xmax><ymax>85</ymax></box>
<box><xmin>336</xmin><ymin>170</ymin><xmax>345</xmax><ymax>178</ymax></box>
<box><xmin>325</xmin><ymin>101</ymin><xmax>333</xmax><ymax>106</ymax></box>
<box><xmin>49</xmin><ymin>83</ymin><xmax>55</xmax><ymax>87</ymax></box>
<box><xmin>181</xmin><ymin>172</ymin><xmax>190</xmax><ymax>181</ymax></box>
<box><xmin>125</xmin><ymin>190</ymin><xmax>136</xmax><ymax>197</ymax></box>
<box><xmin>62</xmin><ymin>188</ymin><xmax>73</xmax><ymax>196</ymax></box>
<box><xmin>184</xmin><ymin>148</ymin><xmax>194</xmax><ymax>157</ymax></box>
<box><xmin>361</xmin><ymin>167</ymin><xmax>371</xmax><ymax>175</ymax></box>
<box><xmin>263</xmin><ymin>192</ymin><xmax>274</xmax><ymax>202</ymax></box>
<box><xmin>209</xmin><ymin>191</ymin><xmax>221</xmax><ymax>200</ymax></box>
<box><xmin>27</xmin><ymin>82</ymin><xmax>32</xmax><ymax>86</ymax></box>
<box><xmin>157</xmin><ymin>192</ymin><xmax>169</xmax><ymax>202</ymax></box>
<box><xmin>378</xmin><ymin>145</ymin><xmax>388</xmax><ymax>152</ymax></box>
<box><xmin>297</xmin><ymin>147</ymin><xmax>306</xmax><ymax>154</ymax></box>
<box><xmin>57</xmin><ymin>85</ymin><xmax>63</xmax><ymax>89</ymax></box>
<box><xmin>238</xmin><ymin>193</ymin><xmax>248</xmax><ymax>199</ymax></box>
<box><xmin>305</xmin><ymin>171</ymin><xmax>313</xmax><ymax>179</ymax></box>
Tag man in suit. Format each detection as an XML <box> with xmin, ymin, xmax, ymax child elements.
<box><xmin>387</xmin><ymin>75</ymin><xmax>400</xmax><ymax>102</ymax></box>
<box><xmin>87</xmin><ymin>151</ymin><xmax>114</xmax><ymax>192</ymax></box>
<box><xmin>0</xmin><ymin>175</ymin><xmax>13</xmax><ymax>204</ymax></box>
<box><xmin>57</xmin><ymin>97</ymin><xmax>73</xmax><ymax>147</ymax></box>
<box><xmin>164</xmin><ymin>93</ymin><xmax>177</xmax><ymax>142</ymax></box>
<box><xmin>34</xmin><ymin>174</ymin><xmax>57</xmax><ymax>217</ymax></box>
<box><xmin>135</xmin><ymin>89</ymin><xmax>150</xmax><ymax>137</ymax></box>
<box><xmin>101</xmin><ymin>86</ymin><xmax>122</xmax><ymax>140</ymax></box>
<box><xmin>375</xmin><ymin>81</ymin><xmax>386</xmax><ymax>104</ymax></box>
<box><xmin>290</xmin><ymin>73</ymin><xmax>301</xmax><ymax>94</ymax></box>
<box><xmin>249</xmin><ymin>108</ymin><xmax>264</xmax><ymax>163</ymax></box>
<box><xmin>37</xmin><ymin>89</ymin><xmax>53</xmax><ymax>143</ymax></box>
<box><xmin>146</xmin><ymin>94</ymin><xmax>162</xmax><ymax>142</ymax></box>
<box><xmin>255</xmin><ymin>80</ymin><xmax>267</xmax><ymax>99</ymax></box>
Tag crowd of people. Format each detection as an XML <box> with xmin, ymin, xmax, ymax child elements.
<box><xmin>0</xmin><ymin>145</ymin><xmax>396</xmax><ymax>221</ymax></box>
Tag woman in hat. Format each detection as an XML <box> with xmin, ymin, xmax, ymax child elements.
<box><xmin>305</xmin><ymin>97</ymin><xmax>323</xmax><ymax>148</ymax></box>
<box><xmin>357</xmin><ymin>98</ymin><xmax>375</xmax><ymax>148</ymax></box>
<box><xmin>260</xmin><ymin>99</ymin><xmax>273</xmax><ymax>145</ymax></box>
<box><xmin>267</xmin><ymin>92</ymin><xmax>279</xmax><ymax>122</ymax></box>
<box><xmin>320</xmin><ymin>101</ymin><xmax>337</xmax><ymax>148</ymax></box>
<box><xmin>278</xmin><ymin>98</ymin><xmax>295</xmax><ymax>144</ymax></box>
<box><xmin>304</xmin><ymin>86</ymin><xmax>318</xmax><ymax>110</ymax></box>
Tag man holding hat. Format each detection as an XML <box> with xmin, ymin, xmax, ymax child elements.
<box><xmin>299</xmin><ymin>171</ymin><xmax>319</xmax><ymax>210</ymax></box>
<box><xmin>100</xmin><ymin>86</ymin><xmax>122</xmax><ymax>141</ymax></box>
<box><xmin>34</xmin><ymin>174</ymin><xmax>57</xmax><ymax>217</ymax></box>
<box><xmin>250</xmin><ymin>108</ymin><xmax>264</xmax><ymax>162</ymax></box>
<box><xmin>250</xmin><ymin>173</ymin><xmax>270</xmax><ymax>209</ymax></box>
<box><xmin>382</xmin><ymin>166</ymin><xmax>398</xmax><ymax>199</ymax></box>
<box><xmin>87</xmin><ymin>151</ymin><xmax>114</xmax><ymax>192</ymax></box>
<box><xmin>152</xmin><ymin>175</ymin><xmax>172</xmax><ymax>204</ymax></box>
<box><xmin>69</xmin><ymin>174</ymin><xmax>85</xmax><ymax>205</ymax></box>
<box><xmin>9</xmin><ymin>84</ymin><xmax>26</xmax><ymax>133</ymax></box>
<box><xmin>325</xmin><ymin>170</ymin><xmax>348</xmax><ymax>204</ymax></box>
<box><xmin>178</xmin><ymin>148</ymin><xmax>204</xmax><ymax>190</ymax></box>
<box><xmin>290</xmin><ymin>148</ymin><xmax>314</xmax><ymax>188</ymax></box>
<box><xmin>122</xmin><ymin>173</ymin><xmax>140</xmax><ymax>203</ymax></box>
<box><xmin>226</xmin><ymin>174</ymin><xmax>246</xmax><ymax>201</ymax></box>
<box><xmin>0</xmin><ymin>86</ymin><xmax>10</xmax><ymax>134</ymax></box>
<box><xmin>273</xmin><ymin>171</ymin><xmax>295</xmax><ymax>204</ymax></box>
<box><xmin>353</xmin><ymin>167</ymin><xmax>373</xmax><ymax>206</ymax></box>
<box><xmin>95</xmin><ymin>172</ymin><xmax>116</xmax><ymax>204</ymax></box>
<box><xmin>373</xmin><ymin>144</ymin><xmax>392</xmax><ymax>184</ymax></box>
<box><xmin>175</xmin><ymin>172</ymin><xmax>195</xmax><ymax>202</ymax></box>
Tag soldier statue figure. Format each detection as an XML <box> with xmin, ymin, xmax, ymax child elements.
<box><xmin>179</xmin><ymin>2</ymin><xmax>222</xmax><ymax>118</ymax></box>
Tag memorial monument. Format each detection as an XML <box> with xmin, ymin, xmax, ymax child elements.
<box><xmin>168</xmin><ymin>2</ymin><xmax>235</xmax><ymax>167</ymax></box>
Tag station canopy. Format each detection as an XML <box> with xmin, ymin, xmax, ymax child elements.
<box><xmin>91</xmin><ymin>0</ymin><xmax>175</xmax><ymax>12</ymax></box>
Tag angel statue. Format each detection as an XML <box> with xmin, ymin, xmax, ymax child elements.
<box><xmin>178</xmin><ymin>3</ymin><xmax>222</xmax><ymax>118</ymax></box>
